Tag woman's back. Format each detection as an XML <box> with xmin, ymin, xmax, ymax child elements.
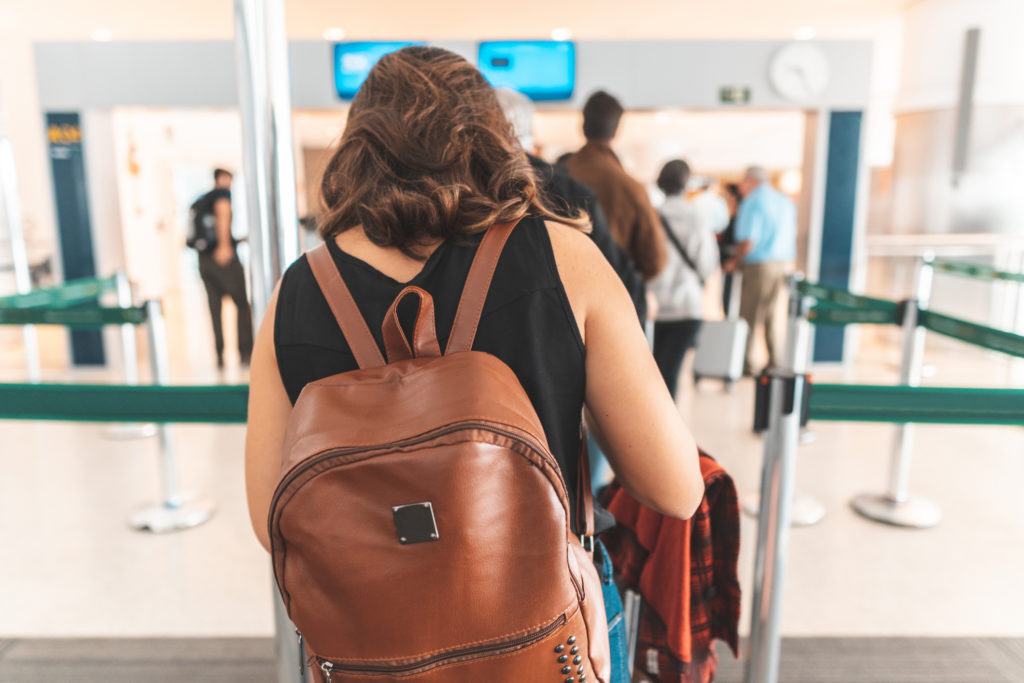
<box><xmin>274</xmin><ymin>215</ymin><xmax>587</xmax><ymax>508</ymax></box>
<box><xmin>245</xmin><ymin>45</ymin><xmax>703</xmax><ymax>556</ymax></box>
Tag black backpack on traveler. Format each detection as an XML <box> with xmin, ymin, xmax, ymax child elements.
<box><xmin>187</xmin><ymin>191</ymin><xmax>219</xmax><ymax>252</ymax></box>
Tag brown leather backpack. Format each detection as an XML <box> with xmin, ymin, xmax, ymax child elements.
<box><xmin>270</xmin><ymin>220</ymin><xmax>611</xmax><ymax>682</ymax></box>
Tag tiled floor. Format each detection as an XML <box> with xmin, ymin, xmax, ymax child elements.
<box><xmin>1</xmin><ymin>299</ymin><xmax>1023</xmax><ymax>643</ymax></box>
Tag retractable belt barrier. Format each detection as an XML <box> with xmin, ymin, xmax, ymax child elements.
<box><xmin>0</xmin><ymin>297</ymin><xmax>216</xmax><ymax>533</ymax></box>
<box><xmin>807</xmin><ymin>383</ymin><xmax>1024</xmax><ymax>425</ymax></box>
<box><xmin>0</xmin><ymin>383</ymin><xmax>248</xmax><ymax>423</ymax></box>
<box><xmin>0</xmin><ymin>274</ymin><xmax>118</xmax><ymax>309</ymax></box>
<box><xmin>0</xmin><ymin>304</ymin><xmax>147</xmax><ymax>327</ymax></box>
<box><xmin>797</xmin><ymin>281</ymin><xmax>903</xmax><ymax>327</ymax></box>
<box><xmin>746</xmin><ymin>268</ymin><xmax>1024</xmax><ymax>683</ymax></box>
<box><xmin>918</xmin><ymin>309</ymin><xmax>1024</xmax><ymax>358</ymax></box>
<box><xmin>933</xmin><ymin>259</ymin><xmax>1024</xmax><ymax>284</ymax></box>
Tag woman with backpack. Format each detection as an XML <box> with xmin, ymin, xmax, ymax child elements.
<box><xmin>244</xmin><ymin>47</ymin><xmax>703</xmax><ymax>682</ymax></box>
<box><xmin>649</xmin><ymin>160</ymin><xmax>721</xmax><ymax>398</ymax></box>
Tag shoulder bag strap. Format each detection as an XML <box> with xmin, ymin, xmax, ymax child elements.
<box><xmin>576</xmin><ymin>425</ymin><xmax>596</xmax><ymax>550</ymax></box>
<box><xmin>307</xmin><ymin>244</ymin><xmax>387</xmax><ymax>369</ymax></box>
<box><xmin>444</xmin><ymin>218</ymin><xmax>522</xmax><ymax>354</ymax></box>
<box><xmin>660</xmin><ymin>213</ymin><xmax>705</xmax><ymax>286</ymax></box>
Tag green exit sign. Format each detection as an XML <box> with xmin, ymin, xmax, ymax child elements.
<box><xmin>720</xmin><ymin>86</ymin><xmax>751</xmax><ymax>105</ymax></box>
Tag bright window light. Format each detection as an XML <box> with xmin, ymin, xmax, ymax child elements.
<box><xmin>550</xmin><ymin>28</ymin><xmax>573</xmax><ymax>41</ymax></box>
<box><xmin>793</xmin><ymin>26</ymin><xmax>816</xmax><ymax>41</ymax></box>
<box><xmin>323</xmin><ymin>27</ymin><xmax>346</xmax><ymax>41</ymax></box>
<box><xmin>91</xmin><ymin>28</ymin><xmax>113</xmax><ymax>42</ymax></box>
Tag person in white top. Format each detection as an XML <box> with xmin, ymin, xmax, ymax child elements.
<box><xmin>648</xmin><ymin>160</ymin><xmax>720</xmax><ymax>397</ymax></box>
<box><xmin>688</xmin><ymin>178</ymin><xmax>730</xmax><ymax>235</ymax></box>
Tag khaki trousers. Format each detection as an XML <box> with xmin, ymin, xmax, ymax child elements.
<box><xmin>739</xmin><ymin>261</ymin><xmax>790</xmax><ymax>374</ymax></box>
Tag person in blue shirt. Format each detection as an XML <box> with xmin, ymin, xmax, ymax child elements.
<box><xmin>723</xmin><ymin>166</ymin><xmax>796</xmax><ymax>375</ymax></box>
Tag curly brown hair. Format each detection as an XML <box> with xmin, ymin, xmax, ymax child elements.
<box><xmin>318</xmin><ymin>46</ymin><xmax>587</xmax><ymax>257</ymax></box>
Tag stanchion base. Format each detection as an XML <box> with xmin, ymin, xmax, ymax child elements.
<box><xmin>742</xmin><ymin>491</ymin><xmax>827</xmax><ymax>527</ymax></box>
<box><xmin>128</xmin><ymin>494</ymin><xmax>215</xmax><ymax>533</ymax></box>
<box><xmin>850</xmin><ymin>493</ymin><xmax>941</xmax><ymax>529</ymax></box>
<box><xmin>104</xmin><ymin>423</ymin><xmax>158</xmax><ymax>440</ymax></box>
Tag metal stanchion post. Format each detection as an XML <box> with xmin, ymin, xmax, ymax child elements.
<box><xmin>0</xmin><ymin>134</ymin><xmax>42</xmax><ymax>383</ymax></box>
<box><xmin>623</xmin><ymin>589</ymin><xmax>642</xmax><ymax>676</ymax></box>
<box><xmin>851</xmin><ymin>255</ymin><xmax>941</xmax><ymax>528</ymax></box>
<box><xmin>233</xmin><ymin>0</ymin><xmax>302</xmax><ymax>679</ymax></box>
<box><xmin>105</xmin><ymin>270</ymin><xmax>157</xmax><ymax>439</ymax></box>
<box><xmin>744</xmin><ymin>370</ymin><xmax>806</xmax><ymax>683</ymax></box>
<box><xmin>127</xmin><ymin>299</ymin><xmax>215</xmax><ymax>533</ymax></box>
<box><xmin>742</xmin><ymin>276</ymin><xmax>825</xmax><ymax>527</ymax></box>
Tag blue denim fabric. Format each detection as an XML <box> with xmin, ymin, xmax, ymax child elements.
<box><xmin>594</xmin><ymin>539</ymin><xmax>630</xmax><ymax>683</ymax></box>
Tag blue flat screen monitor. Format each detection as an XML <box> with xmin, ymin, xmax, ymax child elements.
<box><xmin>334</xmin><ymin>42</ymin><xmax>421</xmax><ymax>100</ymax></box>
<box><xmin>478</xmin><ymin>41</ymin><xmax>576</xmax><ymax>101</ymax></box>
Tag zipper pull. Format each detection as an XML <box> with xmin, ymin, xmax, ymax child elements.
<box><xmin>320</xmin><ymin>660</ymin><xmax>334</xmax><ymax>683</ymax></box>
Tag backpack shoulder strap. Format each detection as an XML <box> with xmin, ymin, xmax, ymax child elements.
<box><xmin>307</xmin><ymin>244</ymin><xmax>387</xmax><ymax>369</ymax></box>
<box><xmin>445</xmin><ymin>218</ymin><xmax>521</xmax><ymax>355</ymax></box>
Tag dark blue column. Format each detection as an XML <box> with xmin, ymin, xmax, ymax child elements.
<box><xmin>46</xmin><ymin>112</ymin><xmax>105</xmax><ymax>366</ymax></box>
<box><xmin>814</xmin><ymin>111</ymin><xmax>863</xmax><ymax>363</ymax></box>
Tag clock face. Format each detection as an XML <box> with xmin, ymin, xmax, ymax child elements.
<box><xmin>769</xmin><ymin>43</ymin><xmax>830</xmax><ymax>102</ymax></box>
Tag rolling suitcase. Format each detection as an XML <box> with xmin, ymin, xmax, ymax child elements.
<box><xmin>693</xmin><ymin>272</ymin><xmax>748</xmax><ymax>387</ymax></box>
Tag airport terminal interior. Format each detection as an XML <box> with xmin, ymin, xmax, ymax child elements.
<box><xmin>1</xmin><ymin>1</ymin><xmax>1023</xmax><ymax>682</ymax></box>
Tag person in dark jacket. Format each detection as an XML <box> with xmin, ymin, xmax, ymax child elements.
<box><xmin>495</xmin><ymin>87</ymin><xmax>648</xmax><ymax>497</ymax></box>
<box><xmin>495</xmin><ymin>87</ymin><xmax>647</xmax><ymax>323</ymax></box>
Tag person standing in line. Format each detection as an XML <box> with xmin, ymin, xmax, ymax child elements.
<box><xmin>688</xmin><ymin>177</ymin><xmax>730</xmax><ymax>236</ymax></box>
<box><xmin>723</xmin><ymin>166</ymin><xmax>796</xmax><ymax>375</ymax></box>
<box><xmin>191</xmin><ymin>168</ymin><xmax>253</xmax><ymax>368</ymax></box>
<box><xmin>564</xmin><ymin>91</ymin><xmax>667</xmax><ymax>283</ymax></box>
<box><xmin>718</xmin><ymin>182</ymin><xmax>744</xmax><ymax>316</ymax></box>
<box><xmin>494</xmin><ymin>87</ymin><xmax>648</xmax><ymax>323</ymax></box>
<box><xmin>648</xmin><ymin>160</ymin><xmax>719</xmax><ymax>398</ymax></box>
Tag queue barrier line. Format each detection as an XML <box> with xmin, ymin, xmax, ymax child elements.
<box><xmin>796</xmin><ymin>280</ymin><xmax>900</xmax><ymax>313</ymax></box>
<box><xmin>808</xmin><ymin>303</ymin><xmax>902</xmax><ymax>326</ymax></box>
<box><xmin>0</xmin><ymin>274</ymin><xmax>118</xmax><ymax>309</ymax></box>
<box><xmin>808</xmin><ymin>383</ymin><xmax>1024</xmax><ymax>425</ymax></box>
<box><xmin>918</xmin><ymin>309</ymin><xmax>1024</xmax><ymax>358</ymax></box>
<box><xmin>933</xmin><ymin>259</ymin><xmax>1024</xmax><ymax>284</ymax></box>
<box><xmin>746</xmin><ymin>269</ymin><xmax>1021</xmax><ymax>683</ymax></box>
<box><xmin>0</xmin><ymin>305</ymin><xmax>147</xmax><ymax>327</ymax></box>
<box><xmin>0</xmin><ymin>383</ymin><xmax>249</xmax><ymax>424</ymax></box>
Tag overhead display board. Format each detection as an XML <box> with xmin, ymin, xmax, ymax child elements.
<box><xmin>333</xmin><ymin>41</ymin><xmax>421</xmax><ymax>99</ymax></box>
<box><xmin>477</xmin><ymin>41</ymin><xmax>576</xmax><ymax>101</ymax></box>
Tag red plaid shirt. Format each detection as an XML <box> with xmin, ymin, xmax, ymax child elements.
<box><xmin>601</xmin><ymin>451</ymin><xmax>741</xmax><ymax>683</ymax></box>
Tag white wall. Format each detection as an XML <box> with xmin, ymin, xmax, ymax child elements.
<box><xmin>0</xmin><ymin>30</ymin><xmax>57</xmax><ymax>281</ymax></box>
<box><xmin>898</xmin><ymin>0</ymin><xmax>1024</xmax><ymax>112</ymax></box>
<box><xmin>885</xmin><ymin>0</ymin><xmax>1024</xmax><ymax>235</ymax></box>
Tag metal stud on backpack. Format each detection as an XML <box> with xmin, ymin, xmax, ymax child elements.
<box><xmin>269</xmin><ymin>220</ymin><xmax>610</xmax><ymax>682</ymax></box>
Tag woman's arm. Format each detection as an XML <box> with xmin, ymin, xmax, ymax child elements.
<box><xmin>547</xmin><ymin>221</ymin><xmax>704</xmax><ymax>519</ymax></box>
<box><xmin>244</xmin><ymin>283</ymin><xmax>292</xmax><ymax>551</ymax></box>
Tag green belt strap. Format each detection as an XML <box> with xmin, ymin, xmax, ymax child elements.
<box><xmin>0</xmin><ymin>305</ymin><xmax>147</xmax><ymax>328</ymax></box>
<box><xmin>796</xmin><ymin>281</ymin><xmax>900</xmax><ymax>314</ymax></box>
<box><xmin>808</xmin><ymin>303</ymin><xmax>903</xmax><ymax>326</ymax></box>
<box><xmin>808</xmin><ymin>383</ymin><xmax>1024</xmax><ymax>425</ymax></box>
<box><xmin>933</xmin><ymin>260</ymin><xmax>1024</xmax><ymax>284</ymax></box>
<box><xmin>0</xmin><ymin>384</ymin><xmax>249</xmax><ymax>423</ymax></box>
<box><xmin>2</xmin><ymin>381</ymin><xmax>1022</xmax><ymax>427</ymax></box>
<box><xmin>918</xmin><ymin>310</ymin><xmax>1024</xmax><ymax>359</ymax></box>
<box><xmin>0</xmin><ymin>275</ymin><xmax>119</xmax><ymax>310</ymax></box>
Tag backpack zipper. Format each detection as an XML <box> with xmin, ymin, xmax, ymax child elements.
<box><xmin>316</xmin><ymin>613</ymin><xmax>566</xmax><ymax>681</ymax></box>
<box><xmin>271</xmin><ymin>419</ymin><xmax>569</xmax><ymax>524</ymax></box>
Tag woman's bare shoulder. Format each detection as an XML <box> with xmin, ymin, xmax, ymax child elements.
<box><xmin>545</xmin><ymin>219</ymin><xmax>618</xmax><ymax>292</ymax></box>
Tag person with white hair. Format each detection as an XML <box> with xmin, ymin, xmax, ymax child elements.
<box><xmin>494</xmin><ymin>87</ymin><xmax>647</xmax><ymax>324</ymax></box>
<box><xmin>723</xmin><ymin>165</ymin><xmax>796</xmax><ymax>375</ymax></box>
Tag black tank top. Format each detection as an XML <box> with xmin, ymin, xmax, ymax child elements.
<box><xmin>274</xmin><ymin>215</ymin><xmax>586</xmax><ymax>512</ymax></box>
